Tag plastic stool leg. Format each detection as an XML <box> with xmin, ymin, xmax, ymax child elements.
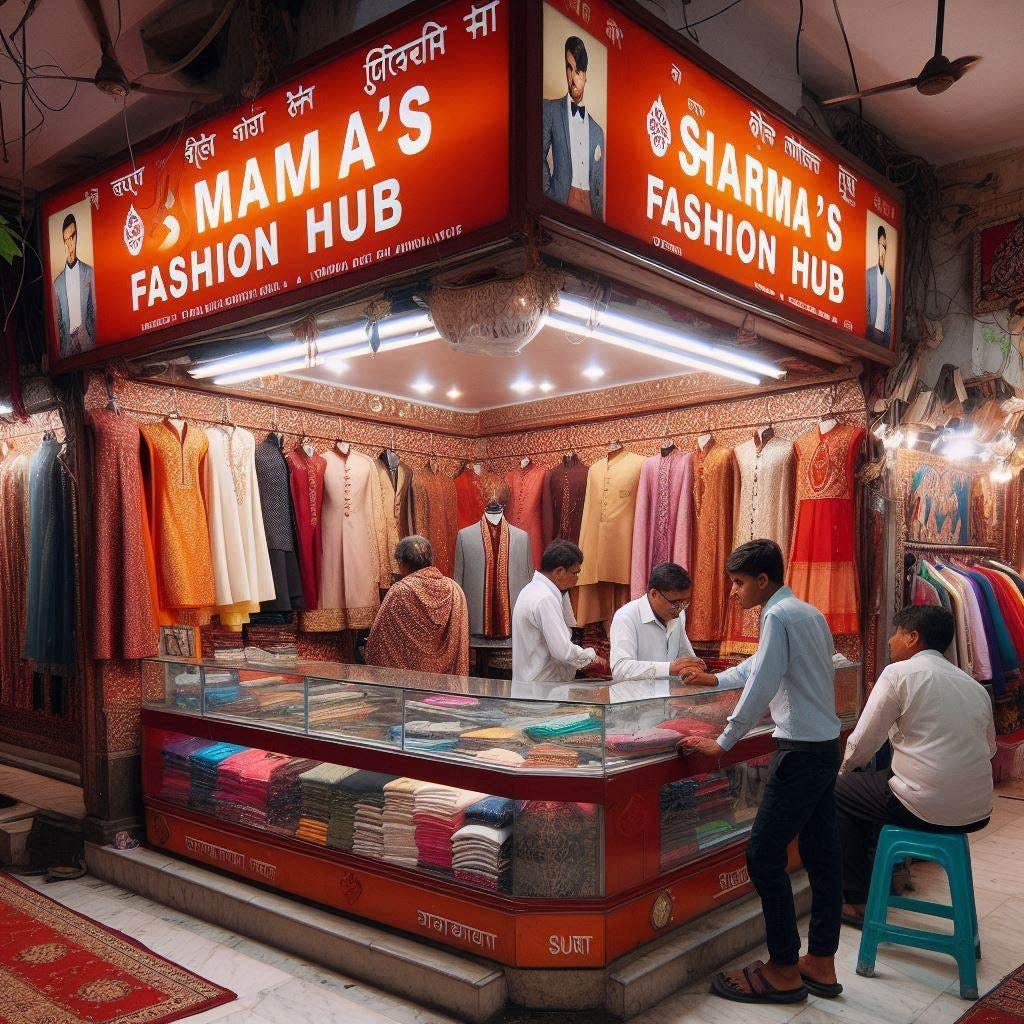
<box><xmin>961</xmin><ymin>837</ymin><xmax>981</xmax><ymax>960</ymax></box>
<box><xmin>857</xmin><ymin>841</ymin><xmax>899</xmax><ymax>978</ymax></box>
<box><xmin>946</xmin><ymin>843</ymin><xmax>979</xmax><ymax>1001</ymax></box>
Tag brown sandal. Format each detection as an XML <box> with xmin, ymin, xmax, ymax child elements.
<box><xmin>710</xmin><ymin>960</ymin><xmax>808</xmax><ymax>1004</ymax></box>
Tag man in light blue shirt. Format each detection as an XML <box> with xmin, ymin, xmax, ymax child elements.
<box><xmin>679</xmin><ymin>539</ymin><xmax>842</xmax><ymax>1006</ymax></box>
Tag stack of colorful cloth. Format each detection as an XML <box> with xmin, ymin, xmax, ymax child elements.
<box><xmin>266</xmin><ymin>757</ymin><xmax>320</xmax><ymax>832</ymax></box>
<box><xmin>458</xmin><ymin>727</ymin><xmax>526</xmax><ymax>753</ymax></box>
<box><xmin>604</xmin><ymin>728</ymin><xmax>681</xmax><ymax>759</ymax></box>
<box><xmin>421</xmin><ymin>694</ymin><xmax>479</xmax><ymax>709</ymax></box>
<box><xmin>160</xmin><ymin>735</ymin><xmax>209</xmax><ymax>803</ymax></box>
<box><xmin>668</xmin><ymin>694</ymin><xmax>736</xmax><ymax>726</ymax></box>
<box><xmin>473</xmin><ymin>748</ymin><xmax>525</xmax><ymax>768</ymax></box>
<box><xmin>296</xmin><ymin>763</ymin><xmax>356</xmax><ymax>845</ymax></box>
<box><xmin>414</xmin><ymin>785</ymin><xmax>486</xmax><ymax>872</ymax></box>
<box><xmin>659</xmin><ymin>778</ymin><xmax>700</xmax><ymax>870</ymax></box>
<box><xmin>188</xmin><ymin>742</ymin><xmax>246</xmax><ymax>814</ymax></box>
<box><xmin>214</xmin><ymin>748</ymin><xmax>292</xmax><ymax>827</ymax></box>
<box><xmin>524</xmin><ymin>743</ymin><xmax>579</xmax><ymax>769</ymax></box>
<box><xmin>523</xmin><ymin>713</ymin><xmax>601</xmax><ymax>742</ymax></box>
<box><xmin>328</xmin><ymin>771</ymin><xmax>392</xmax><ymax>853</ymax></box>
<box><xmin>693</xmin><ymin>772</ymin><xmax>735</xmax><ymax>849</ymax></box>
<box><xmin>465</xmin><ymin>796</ymin><xmax>514</xmax><ymax>829</ymax></box>
<box><xmin>382</xmin><ymin>778</ymin><xmax>426</xmax><ymax>867</ymax></box>
<box><xmin>657</xmin><ymin>717</ymin><xmax>721</xmax><ymax>739</ymax></box>
<box><xmin>452</xmin><ymin>823</ymin><xmax>512</xmax><ymax>891</ymax></box>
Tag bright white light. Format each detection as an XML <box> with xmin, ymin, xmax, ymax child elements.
<box><xmin>213</xmin><ymin>357</ymin><xmax>312</xmax><ymax>386</ymax></box>
<box><xmin>992</xmin><ymin>461</ymin><xmax>1013</xmax><ymax>483</ymax></box>
<box><xmin>882</xmin><ymin>428</ymin><xmax>904</xmax><ymax>450</ymax></box>
<box><xmin>322</xmin><ymin>358</ymin><xmax>349</xmax><ymax>375</ymax></box>
<box><xmin>905</xmin><ymin>430</ymin><xmax>919</xmax><ymax>450</ymax></box>
<box><xmin>446</xmin><ymin>386</ymin><xmax>462</xmax><ymax>400</ymax></box>
<box><xmin>411</xmin><ymin>377</ymin><xmax>434</xmax><ymax>395</ymax></box>
<box><xmin>539</xmin><ymin>380</ymin><xmax>555</xmax><ymax>393</ymax></box>
<box><xmin>0</xmin><ymin>402</ymin><xmax>11</xmax><ymax>416</ymax></box>
<box><xmin>191</xmin><ymin>340</ymin><xmax>307</xmax><ymax>379</ymax></box>
<box><xmin>510</xmin><ymin>378</ymin><xmax>535</xmax><ymax>394</ymax></box>
<box><xmin>582</xmin><ymin>364</ymin><xmax>605</xmax><ymax>381</ymax></box>
<box><xmin>555</xmin><ymin>294</ymin><xmax>784</xmax><ymax>379</ymax></box>
<box><xmin>548</xmin><ymin>312</ymin><xmax>761</xmax><ymax>386</ymax></box>
<box><xmin>942</xmin><ymin>434</ymin><xmax>981</xmax><ymax>461</ymax></box>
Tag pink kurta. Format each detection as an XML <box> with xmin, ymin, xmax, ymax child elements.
<box><xmin>630</xmin><ymin>449</ymin><xmax>693</xmax><ymax>598</ymax></box>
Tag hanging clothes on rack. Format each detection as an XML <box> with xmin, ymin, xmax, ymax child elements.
<box><xmin>541</xmin><ymin>453</ymin><xmax>588</xmax><ymax>549</ymax></box>
<box><xmin>410</xmin><ymin>465</ymin><xmax>459</xmax><ymax>578</ymax></box>
<box><xmin>375</xmin><ymin>450</ymin><xmax>413</xmax><ymax>578</ymax></box>
<box><xmin>254</xmin><ymin>432</ymin><xmax>305</xmax><ymax>614</ymax></box>
<box><xmin>0</xmin><ymin>448</ymin><xmax>29</xmax><ymax>700</ymax></box>
<box><xmin>505</xmin><ymin>461</ymin><xmax>547</xmax><ymax>571</ymax></box>
<box><xmin>286</xmin><ymin>445</ymin><xmax>326</xmax><ymax>611</ymax></box>
<box><xmin>87</xmin><ymin>407</ymin><xmax>159</xmax><ymax>659</ymax></box>
<box><xmin>630</xmin><ymin>448</ymin><xmax>693</xmax><ymax>599</ymax></box>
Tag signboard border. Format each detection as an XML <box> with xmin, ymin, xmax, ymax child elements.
<box><xmin>523</xmin><ymin>0</ymin><xmax>904</xmax><ymax>366</ymax></box>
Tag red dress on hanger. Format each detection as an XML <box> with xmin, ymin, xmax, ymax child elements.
<box><xmin>787</xmin><ymin>423</ymin><xmax>865</xmax><ymax>635</ymax></box>
<box><xmin>286</xmin><ymin>446</ymin><xmax>326</xmax><ymax>610</ymax></box>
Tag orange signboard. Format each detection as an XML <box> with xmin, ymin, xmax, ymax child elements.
<box><xmin>40</xmin><ymin>0</ymin><xmax>509</xmax><ymax>369</ymax></box>
<box><xmin>540</xmin><ymin>0</ymin><xmax>904</xmax><ymax>349</ymax></box>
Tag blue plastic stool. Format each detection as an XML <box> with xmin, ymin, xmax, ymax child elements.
<box><xmin>856</xmin><ymin>825</ymin><xmax>981</xmax><ymax>999</ymax></box>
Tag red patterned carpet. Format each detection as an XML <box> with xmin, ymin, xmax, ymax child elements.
<box><xmin>958</xmin><ymin>964</ymin><xmax>1024</xmax><ymax>1024</ymax></box>
<box><xmin>0</xmin><ymin>872</ymin><xmax>235</xmax><ymax>1024</ymax></box>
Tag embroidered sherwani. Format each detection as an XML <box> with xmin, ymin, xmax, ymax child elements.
<box><xmin>630</xmin><ymin>449</ymin><xmax>693</xmax><ymax>598</ymax></box>
<box><xmin>375</xmin><ymin>452</ymin><xmax>413</xmax><ymax>579</ymax></box>
<box><xmin>286</xmin><ymin>446</ymin><xmax>326</xmax><ymax>611</ymax></box>
<box><xmin>505</xmin><ymin>462</ymin><xmax>547</xmax><ymax>569</ymax></box>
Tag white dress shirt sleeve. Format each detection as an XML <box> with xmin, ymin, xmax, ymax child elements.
<box><xmin>841</xmin><ymin>665</ymin><xmax>901</xmax><ymax>773</ymax></box>
<box><xmin>609</xmin><ymin>611</ymin><xmax>667</xmax><ymax>680</ymax></box>
<box><xmin>538</xmin><ymin>596</ymin><xmax>594</xmax><ymax>671</ymax></box>
<box><xmin>717</xmin><ymin>612</ymin><xmax>789</xmax><ymax>751</ymax></box>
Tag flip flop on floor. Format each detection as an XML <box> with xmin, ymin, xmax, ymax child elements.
<box><xmin>710</xmin><ymin>960</ymin><xmax>808</xmax><ymax>1005</ymax></box>
<box><xmin>800</xmin><ymin>973</ymin><xmax>844</xmax><ymax>999</ymax></box>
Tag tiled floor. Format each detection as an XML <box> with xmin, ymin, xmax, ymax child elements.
<box><xmin>19</xmin><ymin>782</ymin><xmax>1024</xmax><ymax>1023</ymax></box>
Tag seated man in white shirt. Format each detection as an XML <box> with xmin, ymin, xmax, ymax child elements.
<box><xmin>512</xmin><ymin>540</ymin><xmax>606</xmax><ymax>687</ymax></box>
<box><xmin>609</xmin><ymin>562</ymin><xmax>705</xmax><ymax>687</ymax></box>
<box><xmin>838</xmin><ymin>605</ymin><xmax>995</xmax><ymax>927</ymax></box>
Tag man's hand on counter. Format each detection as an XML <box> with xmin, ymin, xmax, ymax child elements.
<box><xmin>676</xmin><ymin>735</ymin><xmax>725</xmax><ymax>758</ymax></box>
<box><xmin>669</xmin><ymin>657</ymin><xmax>707</xmax><ymax>676</ymax></box>
<box><xmin>677</xmin><ymin>668</ymin><xmax>718</xmax><ymax>687</ymax></box>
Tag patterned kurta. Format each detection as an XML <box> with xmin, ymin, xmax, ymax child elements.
<box><xmin>723</xmin><ymin>435</ymin><xmax>795</xmax><ymax>656</ymax></box>
<box><xmin>630</xmin><ymin>449</ymin><xmax>694</xmax><ymax>598</ymax></box>
<box><xmin>87</xmin><ymin>408</ymin><xmax>158</xmax><ymax>660</ymax></box>
<box><xmin>375</xmin><ymin>452</ymin><xmax>413</xmax><ymax>579</ymax></box>
<box><xmin>788</xmin><ymin>424</ymin><xmax>864</xmax><ymax>635</ymax></box>
<box><xmin>687</xmin><ymin>442</ymin><xmax>736</xmax><ymax>643</ymax></box>
<box><xmin>0</xmin><ymin>452</ymin><xmax>29</xmax><ymax>700</ymax></box>
<box><xmin>286</xmin><ymin>445</ymin><xmax>326</xmax><ymax>611</ymax></box>
<box><xmin>255</xmin><ymin>433</ymin><xmax>304</xmax><ymax>613</ymax></box>
<box><xmin>541</xmin><ymin>454</ymin><xmax>588</xmax><ymax>548</ymax></box>
<box><xmin>410</xmin><ymin>466</ymin><xmax>458</xmax><ymax>578</ymax></box>
<box><xmin>504</xmin><ymin>461</ymin><xmax>547</xmax><ymax>569</ymax></box>
<box><xmin>140</xmin><ymin>420</ymin><xmax>217</xmax><ymax>614</ymax></box>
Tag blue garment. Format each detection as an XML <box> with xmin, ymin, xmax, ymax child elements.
<box><xmin>466</xmin><ymin>796</ymin><xmax>514</xmax><ymax>828</ymax></box>
<box><xmin>716</xmin><ymin>587</ymin><xmax>840</xmax><ymax>751</ymax></box>
<box><xmin>960</xmin><ymin>568</ymin><xmax>1019</xmax><ymax>675</ymax></box>
<box><xmin>946</xmin><ymin>566</ymin><xmax>1005</xmax><ymax>694</ymax></box>
<box><xmin>23</xmin><ymin>438</ymin><xmax>75</xmax><ymax>670</ymax></box>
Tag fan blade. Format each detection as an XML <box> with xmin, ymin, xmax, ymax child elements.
<box><xmin>952</xmin><ymin>55</ymin><xmax>982</xmax><ymax>74</ymax></box>
<box><xmin>820</xmin><ymin>76</ymin><xmax>921</xmax><ymax>106</ymax></box>
<box><xmin>30</xmin><ymin>72</ymin><xmax>97</xmax><ymax>85</ymax></box>
<box><xmin>129</xmin><ymin>81</ymin><xmax>217</xmax><ymax>101</ymax></box>
<box><xmin>79</xmin><ymin>0</ymin><xmax>116</xmax><ymax>59</ymax></box>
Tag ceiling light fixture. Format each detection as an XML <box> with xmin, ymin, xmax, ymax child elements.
<box><xmin>213</xmin><ymin>357</ymin><xmax>312</xmax><ymax>387</ymax></box>
<box><xmin>510</xmin><ymin>378</ymin><xmax>535</xmax><ymax>394</ymax></box>
<box><xmin>582</xmin><ymin>364</ymin><xmax>605</xmax><ymax>381</ymax></box>
<box><xmin>411</xmin><ymin>377</ymin><xmax>435</xmax><ymax>395</ymax></box>
<box><xmin>539</xmin><ymin>380</ymin><xmax>555</xmax><ymax>393</ymax></box>
<box><xmin>555</xmin><ymin>294</ymin><xmax>784</xmax><ymax>380</ymax></box>
<box><xmin>547</xmin><ymin>312</ymin><xmax>762</xmax><ymax>386</ymax></box>
<box><xmin>446</xmin><ymin>386</ymin><xmax>462</xmax><ymax>400</ymax></box>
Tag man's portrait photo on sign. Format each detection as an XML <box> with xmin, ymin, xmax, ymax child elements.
<box><xmin>542</xmin><ymin>5</ymin><xmax>607</xmax><ymax>222</ymax></box>
<box><xmin>48</xmin><ymin>199</ymin><xmax>97</xmax><ymax>359</ymax></box>
<box><xmin>865</xmin><ymin>211</ymin><xmax>897</xmax><ymax>347</ymax></box>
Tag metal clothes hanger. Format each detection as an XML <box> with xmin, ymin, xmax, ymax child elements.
<box><xmin>819</xmin><ymin>384</ymin><xmax>839</xmax><ymax>433</ymax></box>
<box><xmin>698</xmin><ymin>407</ymin><xmax>714</xmax><ymax>450</ymax></box>
<box><xmin>756</xmin><ymin>396</ymin><xmax>775</xmax><ymax>448</ymax></box>
<box><xmin>335</xmin><ymin>416</ymin><xmax>350</xmax><ymax>456</ymax></box>
<box><xmin>104</xmin><ymin>369</ymin><xmax>120</xmax><ymax>413</ymax></box>
<box><xmin>660</xmin><ymin>411</ymin><xmax>676</xmax><ymax>455</ymax></box>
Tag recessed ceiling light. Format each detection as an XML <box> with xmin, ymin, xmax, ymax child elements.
<box><xmin>411</xmin><ymin>377</ymin><xmax>434</xmax><ymax>395</ymax></box>
<box><xmin>582</xmin><ymin>364</ymin><xmax>605</xmax><ymax>381</ymax></box>
<box><xmin>322</xmin><ymin>358</ymin><xmax>349</xmax><ymax>375</ymax></box>
<box><xmin>446</xmin><ymin>386</ymin><xmax>462</xmax><ymax>400</ymax></box>
<box><xmin>539</xmin><ymin>380</ymin><xmax>555</xmax><ymax>393</ymax></box>
<box><xmin>510</xmin><ymin>378</ymin><xmax>534</xmax><ymax>394</ymax></box>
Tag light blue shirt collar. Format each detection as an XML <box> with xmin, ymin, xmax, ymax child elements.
<box><xmin>761</xmin><ymin>585</ymin><xmax>793</xmax><ymax>617</ymax></box>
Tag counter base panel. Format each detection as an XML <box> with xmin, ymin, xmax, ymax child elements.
<box><xmin>144</xmin><ymin>801</ymin><xmax>796</xmax><ymax>968</ymax></box>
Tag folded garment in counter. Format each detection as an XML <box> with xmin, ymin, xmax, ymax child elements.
<box><xmin>605</xmin><ymin>728</ymin><xmax>680</xmax><ymax>758</ymax></box>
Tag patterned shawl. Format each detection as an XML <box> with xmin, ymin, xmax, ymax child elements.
<box><xmin>365</xmin><ymin>567</ymin><xmax>469</xmax><ymax>676</ymax></box>
<box><xmin>480</xmin><ymin>516</ymin><xmax>511</xmax><ymax>639</ymax></box>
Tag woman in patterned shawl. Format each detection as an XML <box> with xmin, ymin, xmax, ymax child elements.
<box><xmin>365</xmin><ymin>535</ymin><xmax>470</xmax><ymax>677</ymax></box>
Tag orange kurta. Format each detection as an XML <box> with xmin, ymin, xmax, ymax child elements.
<box><xmin>688</xmin><ymin>442</ymin><xmax>736</xmax><ymax>643</ymax></box>
<box><xmin>787</xmin><ymin>423</ymin><xmax>864</xmax><ymax>635</ymax></box>
<box><xmin>140</xmin><ymin>420</ymin><xmax>217</xmax><ymax>615</ymax></box>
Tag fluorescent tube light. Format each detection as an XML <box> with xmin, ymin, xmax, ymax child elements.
<box><xmin>213</xmin><ymin>357</ymin><xmax>312</xmax><ymax>386</ymax></box>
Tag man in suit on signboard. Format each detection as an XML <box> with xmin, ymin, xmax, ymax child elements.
<box><xmin>542</xmin><ymin>35</ymin><xmax>605</xmax><ymax>221</ymax></box>
<box><xmin>865</xmin><ymin>224</ymin><xmax>892</xmax><ymax>346</ymax></box>
<box><xmin>53</xmin><ymin>212</ymin><xmax>97</xmax><ymax>358</ymax></box>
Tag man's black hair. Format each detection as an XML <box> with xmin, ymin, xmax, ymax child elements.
<box><xmin>62</xmin><ymin>213</ymin><xmax>76</xmax><ymax>234</ymax></box>
<box><xmin>878</xmin><ymin>224</ymin><xmax>887</xmax><ymax>241</ymax></box>
<box><xmin>541</xmin><ymin>539</ymin><xmax>584</xmax><ymax>572</ymax></box>
<box><xmin>725</xmin><ymin>539</ymin><xmax>785</xmax><ymax>584</ymax></box>
<box><xmin>565</xmin><ymin>35</ymin><xmax>589</xmax><ymax>73</ymax></box>
<box><xmin>395</xmin><ymin>535</ymin><xmax>433</xmax><ymax>571</ymax></box>
<box><xmin>893</xmin><ymin>605</ymin><xmax>954</xmax><ymax>653</ymax></box>
<box><xmin>648</xmin><ymin>562</ymin><xmax>692</xmax><ymax>593</ymax></box>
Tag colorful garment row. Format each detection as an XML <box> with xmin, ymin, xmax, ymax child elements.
<box><xmin>911</xmin><ymin>557</ymin><xmax>1024</xmax><ymax>696</ymax></box>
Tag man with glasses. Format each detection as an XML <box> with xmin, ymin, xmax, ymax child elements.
<box><xmin>610</xmin><ymin>562</ymin><xmax>705</xmax><ymax>683</ymax></box>
<box><xmin>512</xmin><ymin>539</ymin><xmax>605</xmax><ymax>686</ymax></box>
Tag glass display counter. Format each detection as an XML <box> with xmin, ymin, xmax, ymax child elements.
<box><xmin>140</xmin><ymin>657</ymin><xmax>860</xmax><ymax>968</ymax></box>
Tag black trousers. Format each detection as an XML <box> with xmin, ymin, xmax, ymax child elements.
<box><xmin>747</xmin><ymin>739</ymin><xmax>843</xmax><ymax>966</ymax></box>
<box><xmin>835</xmin><ymin>769</ymin><xmax>989</xmax><ymax>905</ymax></box>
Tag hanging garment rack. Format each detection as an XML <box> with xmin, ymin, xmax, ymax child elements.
<box><xmin>905</xmin><ymin>541</ymin><xmax>1001</xmax><ymax>556</ymax></box>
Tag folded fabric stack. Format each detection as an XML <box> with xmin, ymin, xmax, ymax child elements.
<box><xmin>660</xmin><ymin>778</ymin><xmax>700</xmax><ymax>870</ymax></box>
<box><xmin>472</xmin><ymin>748</ymin><xmax>525</xmax><ymax>768</ymax></box>
<box><xmin>171</xmin><ymin>670</ymin><xmax>203</xmax><ymax>710</ymax></box>
<box><xmin>605</xmin><ymin>728</ymin><xmax>681</xmax><ymax>759</ymax></box>
<box><xmin>308</xmin><ymin>700</ymin><xmax>379</xmax><ymax>730</ymax></box>
<box><xmin>404</xmin><ymin>720</ymin><xmax>464</xmax><ymax>740</ymax></box>
<box><xmin>465</xmin><ymin>795</ymin><xmax>514</xmax><ymax>828</ymax></box>
<box><xmin>244</xmin><ymin>687</ymin><xmax>305</xmax><ymax>721</ymax></box>
<box><xmin>458</xmin><ymin>727</ymin><xmax>527</xmax><ymax>752</ymax></box>
<box><xmin>421</xmin><ymin>694</ymin><xmax>480</xmax><ymax>709</ymax></box>
<box><xmin>329</xmin><ymin>771</ymin><xmax>392</xmax><ymax>853</ymax></box>
<box><xmin>523</xmin><ymin>713</ymin><xmax>601</xmax><ymax>742</ymax></box>
<box><xmin>188</xmin><ymin>742</ymin><xmax>246</xmax><ymax>814</ymax></box>
<box><xmin>668</xmin><ymin>695</ymin><xmax>736</xmax><ymax>726</ymax></box>
<box><xmin>524</xmin><ymin>743</ymin><xmax>579</xmax><ymax>768</ymax></box>
<box><xmin>657</xmin><ymin>717</ymin><xmax>721</xmax><ymax>739</ymax></box>
<box><xmin>414</xmin><ymin>785</ymin><xmax>486</xmax><ymax>872</ymax></box>
<box><xmin>296</xmin><ymin>763</ymin><xmax>356</xmax><ymax>845</ymax></box>
<box><xmin>215</xmin><ymin>748</ymin><xmax>295</xmax><ymax>828</ymax></box>
<box><xmin>693</xmin><ymin>772</ymin><xmax>735</xmax><ymax>849</ymax></box>
<box><xmin>513</xmin><ymin>800</ymin><xmax>600</xmax><ymax>897</ymax></box>
<box><xmin>266</xmin><ymin>757</ymin><xmax>320</xmax><ymax>832</ymax></box>
<box><xmin>452</xmin><ymin>823</ymin><xmax>512</xmax><ymax>891</ymax></box>
<box><xmin>160</xmin><ymin>736</ymin><xmax>209</xmax><ymax>803</ymax></box>
<box><xmin>382</xmin><ymin>778</ymin><xmax>426</xmax><ymax>867</ymax></box>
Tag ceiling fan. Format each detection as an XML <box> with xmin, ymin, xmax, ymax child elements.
<box><xmin>26</xmin><ymin>0</ymin><xmax>226</xmax><ymax>100</ymax></box>
<box><xmin>821</xmin><ymin>0</ymin><xmax>981</xmax><ymax>107</ymax></box>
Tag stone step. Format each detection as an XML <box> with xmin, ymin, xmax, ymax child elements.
<box><xmin>0</xmin><ymin>818</ymin><xmax>35</xmax><ymax>867</ymax></box>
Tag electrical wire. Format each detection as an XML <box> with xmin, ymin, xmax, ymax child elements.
<box><xmin>795</xmin><ymin>0</ymin><xmax>804</xmax><ymax>78</ymax></box>
<box><xmin>831</xmin><ymin>0</ymin><xmax>863</xmax><ymax>119</ymax></box>
<box><xmin>676</xmin><ymin>0</ymin><xmax>746</xmax><ymax>36</ymax></box>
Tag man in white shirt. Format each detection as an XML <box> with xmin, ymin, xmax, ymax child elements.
<box><xmin>610</xmin><ymin>562</ymin><xmax>704</xmax><ymax>682</ymax></box>
<box><xmin>865</xmin><ymin>224</ymin><xmax>892</xmax><ymax>346</ymax></box>
<box><xmin>838</xmin><ymin>605</ymin><xmax>995</xmax><ymax>926</ymax></box>
<box><xmin>512</xmin><ymin>540</ymin><xmax>605</xmax><ymax>685</ymax></box>
<box><xmin>679</xmin><ymin>539</ymin><xmax>842</xmax><ymax>1005</ymax></box>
